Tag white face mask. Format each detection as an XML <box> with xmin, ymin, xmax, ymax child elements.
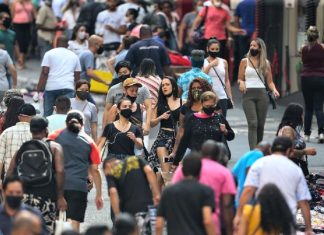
<box><xmin>214</xmin><ymin>0</ymin><xmax>222</xmax><ymax>7</ymax></box>
<box><xmin>78</xmin><ymin>31</ymin><xmax>86</xmax><ymax>40</ymax></box>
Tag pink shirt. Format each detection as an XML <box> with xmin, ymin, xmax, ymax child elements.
<box><xmin>12</xmin><ymin>1</ymin><xmax>34</xmax><ymax>24</ymax></box>
<box><xmin>199</xmin><ymin>6</ymin><xmax>231</xmax><ymax>40</ymax></box>
<box><xmin>172</xmin><ymin>158</ymin><xmax>236</xmax><ymax>233</ymax></box>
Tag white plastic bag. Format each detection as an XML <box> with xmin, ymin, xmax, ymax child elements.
<box><xmin>54</xmin><ymin>211</ymin><xmax>72</xmax><ymax>235</ymax></box>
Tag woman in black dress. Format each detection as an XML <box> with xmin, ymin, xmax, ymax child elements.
<box><xmin>172</xmin><ymin>91</ymin><xmax>234</xmax><ymax>167</ymax></box>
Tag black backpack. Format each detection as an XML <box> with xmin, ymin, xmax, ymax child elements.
<box><xmin>14</xmin><ymin>139</ymin><xmax>53</xmax><ymax>187</ymax></box>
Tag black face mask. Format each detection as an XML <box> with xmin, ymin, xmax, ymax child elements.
<box><xmin>208</xmin><ymin>51</ymin><xmax>219</xmax><ymax>58</ymax></box>
<box><xmin>97</xmin><ymin>46</ymin><xmax>104</xmax><ymax>55</ymax></box>
<box><xmin>126</xmin><ymin>95</ymin><xmax>137</xmax><ymax>103</ymax></box>
<box><xmin>203</xmin><ymin>106</ymin><xmax>215</xmax><ymax>115</ymax></box>
<box><xmin>250</xmin><ymin>48</ymin><xmax>260</xmax><ymax>57</ymax></box>
<box><xmin>76</xmin><ymin>91</ymin><xmax>89</xmax><ymax>100</ymax></box>
<box><xmin>120</xmin><ymin>108</ymin><xmax>132</xmax><ymax>119</ymax></box>
<box><xmin>3</xmin><ymin>17</ymin><xmax>11</xmax><ymax>29</ymax></box>
<box><xmin>119</xmin><ymin>74</ymin><xmax>130</xmax><ymax>82</ymax></box>
<box><xmin>6</xmin><ymin>195</ymin><xmax>23</xmax><ymax>209</ymax></box>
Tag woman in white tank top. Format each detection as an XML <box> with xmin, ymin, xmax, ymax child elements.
<box><xmin>203</xmin><ymin>38</ymin><xmax>233</xmax><ymax>117</ymax></box>
<box><xmin>237</xmin><ymin>38</ymin><xmax>280</xmax><ymax>149</ymax></box>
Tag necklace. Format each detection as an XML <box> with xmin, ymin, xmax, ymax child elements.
<box><xmin>118</xmin><ymin>120</ymin><xmax>129</xmax><ymax>132</ymax></box>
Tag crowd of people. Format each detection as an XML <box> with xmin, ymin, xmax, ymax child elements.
<box><xmin>0</xmin><ymin>0</ymin><xmax>324</xmax><ymax>234</ymax></box>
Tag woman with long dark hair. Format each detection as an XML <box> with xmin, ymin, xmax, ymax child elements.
<box><xmin>1</xmin><ymin>97</ymin><xmax>25</xmax><ymax>132</ymax></box>
<box><xmin>62</xmin><ymin>0</ymin><xmax>82</xmax><ymax>39</ymax></box>
<box><xmin>68</xmin><ymin>23</ymin><xmax>88</xmax><ymax>56</ymax></box>
<box><xmin>301</xmin><ymin>26</ymin><xmax>324</xmax><ymax>143</ymax></box>
<box><xmin>237</xmin><ymin>183</ymin><xmax>296</xmax><ymax>235</ymax></box>
<box><xmin>170</xmin><ymin>78</ymin><xmax>212</xmax><ymax>158</ymax></box>
<box><xmin>147</xmin><ymin>76</ymin><xmax>182</xmax><ymax>173</ymax></box>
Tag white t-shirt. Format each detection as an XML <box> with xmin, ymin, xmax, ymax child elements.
<box><xmin>117</xmin><ymin>2</ymin><xmax>145</xmax><ymax>23</ymax></box>
<box><xmin>244</xmin><ymin>154</ymin><xmax>311</xmax><ymax>215</ymax></box>
<box><xmin>41</xmin><ymin>47</ymin><xmax>81</xmax><ymax>91</ymax></box>
<box><xmin>52</xmin><ymin>0</ymin><xmax>66</xmax><ymax>18</ymax></box>
<box><xmin>95</xmin><ymin>10</ymin><xmax>125</xmax><ymax>44</ymax></box>
<box><xmin>47</xmin><ymin>114</ymin><xmax>67</xmax><ymax>134</ymax></box>
<box><xmin>203</xmin><ymin>58</ymin><xmax>227</xmax><ymax>99</ymax></box>
<box><xmin>68</xmin><ymin>40</ymin><xmax>89</xmax><ymax>56</ymax></box>
<box><xmin>244</xmin><ymin>58</ymin><xmax>266</xmax><ymax>88</ymax></box>
<box><xmin>62</xmin><ymin>8</ymin><xmax>80</xmax><ymax>30</ymax></box>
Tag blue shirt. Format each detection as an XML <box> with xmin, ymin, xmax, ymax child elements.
<box><xmin>234</xmin><ymin>0</ymin><xmax>256</xmax><ymax>36</ymax></box>
<box><xmin>79</xmin><ymin>49</ymin><xmax>94</xmax><ymax>82</ymax></box>
<box><xmin>232</xmin><ymin>149</ymin><xmax>263</xmax><ymax>207</ymax></box>
<box><xmin>177</xmin><ymin>68</ymin><xmax>212</xmax><ymax>100</ymax></box>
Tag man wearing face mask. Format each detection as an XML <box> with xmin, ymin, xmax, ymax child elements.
<box><xmin>0</xmin><ymin>176</ymin><xmax>48</xmax><ymax>235</ymax></box>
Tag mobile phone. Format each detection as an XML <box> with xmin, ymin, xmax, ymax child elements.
<box><xmin>163</xmin><ymin>157</ymin><xmax>174</xmax><ymax>163</ymax></box>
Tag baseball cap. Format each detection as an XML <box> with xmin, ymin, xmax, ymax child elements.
<box><xmin>123</xmin><ymin>78</ymin><xmax>142</xmax><ymax>88</ymax></box>
<box><xmin>30</xmin><ymin>117</ymin><xmax>48</xmax><ymax>133</ymax></box>
<box><xmin>17</xmin><ymin>104</ymin><xmax>36</xmax><ymax>116</ymax></box>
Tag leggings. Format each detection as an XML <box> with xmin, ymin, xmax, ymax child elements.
<box><xmin>242</xmin><ymin>88</ymin><xmax>268</xmax><ymax>149</ymax></box>
<box><xmin>301</xmin><ymin>76</ymin><xmax>324</xmax><ymax>135</ymax></box>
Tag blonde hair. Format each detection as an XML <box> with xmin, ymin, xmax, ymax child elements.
<box><xmin>247</xmin><ymin>38</ymin><xmax>269</xmax><ymax>76</ymax></box>
<box><xmin>200</xmin><ymin>91</ymin><xmax>218</xmax><ymax>103</ymax></box>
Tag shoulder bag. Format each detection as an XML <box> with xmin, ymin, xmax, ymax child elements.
<box><xmin>210</xmin><ymin>62</ymin><xmax>233</xmax><ymax>109</ymax></box>
<box><xmin>248</xmin><ymin>58</ymin><xmax>276</xmax><ymax>109</ymax></box>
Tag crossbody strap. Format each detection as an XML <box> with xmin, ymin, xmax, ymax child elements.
<box><xmin>209</xmin><ymin>59</ymin><xmax>230</xmax><ymax>99</ymax></box>
<box><xmin>247</xmin><ymin>57</ymin><xmax>270</xmax><ymax>92</ymax></box>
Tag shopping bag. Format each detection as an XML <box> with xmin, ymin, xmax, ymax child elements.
<box><xmin>54</xmin><ymin>211</ymin><xmax>72</xmax><ymax>235</ymax></box>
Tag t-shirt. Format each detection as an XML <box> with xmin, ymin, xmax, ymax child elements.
<box><xmin>36</xmin><ymin>5</ymin><xmax>57</xmax><ymax>42</ymax></box>
<box><xmin>198</xmin><ymin>6</ymin><xmax>231</xmax><ymax>40</ymax></box>
<box><xmin>68</xmin><ymin>40</ymin><xmax>88</xmax><ymax>56</ymax></box>
<box><xmin>232</xmin><ymin>150</ymin><xmax>263</xmax><ymax>207</ymax></box>
<box><xmin>244</xmin><ymin>154</ymin><xmax>312</xmax><ymax>215</ymax></box>
<box><xmin>158</xmin><ymin>179</ymin><xmax>215</xmax><ymax>235</ymax></box>
<box><xmin>79</xmin><ymin>49</ymin><xmax>94</xmax><ymax>81</ymax></box>
<box><xmin>62</xmin><ymin>8</ymin><xmax>80</xmax><ymax>30</ymax></box>
<box><xmin>0</xmin><ymin>49</ymin><xmax>12</xmax><ymax>91</ymax></box>
<box><xmin>177</xmin><ymin>68</ymin><xmax>212</xmax><ymax>100</ymax></box>
<box><xmin>41</xmin><ymin>47</ymin><xmax>81</xmax><ymax>91</ymax></box>
<box><xmin>136</xmin><ymin>75</ymin><xmax>161</xmax><ymax>108</ymax></box>
<box><xmin>0</xmin><ymin>29</ymin><xmax>16</xmax><ymax>60</ymax></box>
<box><xmin>234</xmin><ymin>0</ymin><xmax>256</xmax><ymax>36</ymax></box>
<box><xmin>182</xmin><ymin>11</ymin><xmax>196</xmax><ymax>44</ymax></box>
<box><xmin>52</xmin><ymin>0</ymin><xmax>66</xmax><ymax>18</ymax></box>
<box><xmin>102</xmin><ymin>123</ymin><xmax>142</xmax><ymax>156</ymax></box>
<box><xmin>48</xmin><ymin>129</ymin><xmax>101</xmax><ymax>193</ymax></box>
<box><xmin>105</xmin><ymin>82</ymin><xmax>150</xmax><ymax>105</ymax></box>
<box><xmin>95</xmin><ymin>10</ymin><xmax>125</xmax><ymax>44</ymax></box>
<box><xmin>117</xmin><ymin>2</ymin><xmax>145</xmax><ymax>23</ymax></box>
<box><xmin>106</xmin><ymin>156</ymin><xmax>153</xmax><ymax>214</ymax></box>
<box><xmin>125</xmin><ymin>38</ymin><xmax>171</xmax><ymax>78</ymax></box>
<box><xmin>70</xmin><ymin>98</ymin><xmax>97</xmax><ymax>135</ymax></box>
<box><xmin>172</xmin><ymin>159</ymin><xmax>236</xmax><ymax>233</ymax></box>
<box><xmin>47</xmin><ymin>114</ymin><xmax>67</xmax><ymax>134</ymax></box>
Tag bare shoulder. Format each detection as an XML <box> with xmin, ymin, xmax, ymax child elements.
<box><xmin>49</xmin><ymin>140</ymin><xmax>62</xmax><ymax>153</ymax></box>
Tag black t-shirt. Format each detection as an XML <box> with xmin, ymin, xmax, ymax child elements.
<box><xmin>157</xmin><ymin>100</ymin><xmax>182</xmax><ymax>129</ymax></box>
<box><xmin>102</xmin><ymin>123</ymin><xmax>142</xmax><ymax>155</ymax></box>
<box><xmin>125</xmin><ymin>38</ymin><xmax>171</xmax><ymax>77</ymax></box>
<box><xmin>106</xmin><ymin>156</ymin><xmax>153</xmax><ymax>214</ymax></box>
<box><xmin>180</xmin><ymin>104</ymin><xmax>196</xmax><ymax>122</ymax></box>
<box><xmin>157</xmin><ymin>179</ymin><xmax>215</xmax><ymax>235</ymax></box>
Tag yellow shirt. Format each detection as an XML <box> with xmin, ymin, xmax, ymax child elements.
<box><xmin>243</xmin><ymin>204</ymin><xmax>264</xmax><ymax>235</ymax></box>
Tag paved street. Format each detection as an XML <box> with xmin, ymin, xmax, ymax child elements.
<box><xmin>17</xmin><ymin>59</ymin><xmax>324</xmax><ymax>232</ymax></box>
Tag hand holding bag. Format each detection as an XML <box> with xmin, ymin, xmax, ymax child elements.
<box><xmin>192</xmin><ymin>6</ymin><xmax>208</xmax><ymax>43</ymax></box>
<box><xmin>248</xmin><ymin>58</ymin><xmax>277</xmax><ymax>109</ymax></box>
<box><xmin>55</xmin><ymin>211</ymin><xmax>71</xmax><ymax>235</ymax></box>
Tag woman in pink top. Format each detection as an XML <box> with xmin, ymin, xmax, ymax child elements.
<box><xmin>11</xmin><ymin>0</ymin><xmax>36</xmax><ymax>69</ymax></box>
<box><xmin>190</xmin><ymin>0</ymin><xmax>245</xmax><ymax>57</ymax></box>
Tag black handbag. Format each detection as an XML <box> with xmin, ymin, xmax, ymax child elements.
<box><xmin>192</xmin><ymin>6</ymin><xmax>208</xmax><ymax>43</ymax></box>
<box><xmin>211</xmin><ymin>64</ymin><xmax>234</xmax><ymax>109</ymax></box>
<box><xmin>248</xmin><ymin>58</ymin><xmax>277</xmax><ymax>110</ymax></box>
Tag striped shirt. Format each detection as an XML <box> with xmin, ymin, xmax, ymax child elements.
<box><xmin>0</xmin><ymin>122</ymin><xmax>32</xmax><ymax>172</ymax></box>
<box><xmin>136</xmin><ymin>75</ymin><xmax>161</xmax><ymax>108</ymax></box>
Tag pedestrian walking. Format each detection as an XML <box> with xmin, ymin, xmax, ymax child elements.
<box><xmin>36</xmin><ymin>36</ymin><xmax>81</xmax><ymax>117</ymax></box>
<box><xmin>156</xmin><ymin>153</ymin><xmax>216</xmax><ymax>235</ymax></box>
<box><xmin>0</xmin><ymin>97</ymin><xmax>24</xmax><ymax>134</ymax></box>
<box><xmin>203</xmin><ymin>38</ymin><xmax>233</xmax><ymax>117</ymax></box>
<box><xmin>68</xmin><ymin>24</ymin><xmax>88</xmax><ymax>56</ymax></box>
<box><xmin>48</xmin><ymin>111</ymin><xmax>104</xmax><ymax>232</ymax></box>
<box><xmin>300</xmin><ymin>26</ymin><xmax>324</xmax><ymax>143</ymax></box>
<box><xmin>47</xmin><ymin>96</ymin><xmax>71</xmax><ymax>133</ymax></box>
<box><xmin>0</xmin><ymin>48</ymin><xmax>17</xmax><ymax>100</ymax></box>
<box><xmin>237</xmin><ymin>38</ymin><xmax>280</xmax><ymax>149</ymax></box>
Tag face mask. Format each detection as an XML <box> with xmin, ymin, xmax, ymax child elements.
<box><xmin>208</xmin><ymin>51</ymin><xmax>219</xmax><ymax>58</ymax></box>
<box><xmin>119</xmin><ymin>74</ymin><xmax>130</xmax><ymax>82</ymax></box>
<box><xmin>97</xmin><ymin>46</ymin><xmax>104</xmax><ymax>54</ymax></box>
<box><xmin>214</xmin><ymin>1</ymin><xmax>222</xmax><ymax>7</ymax></box>
<box><xmin>196</xmin><ymin>6</ymin><xmax>203</xmax><ymax>12</ymax></box>
<box><xmin>3</xmin><ymin>17</ymin><xmax>11</xmax><ymax>29</ymax></box>
<box><xmin>78</xmin><ymin>31</ymin><xmax>86</xmax><ymax>40</ymax></box>
<box><xmin>120</xmin><ymin>108</ymin><xmax>132</xmax><ymax>119</ymax></box>
<box><xmin>203</xmin><ymin>106</ymin><xmax>215</xmax><ymax>115</ymax></box>
<box><xmin>76</xmin><ymin>91</ymin><xmax>89</xmax><ymax>100</ymax></box>
<box><xmin>126</xmin><ymin>95</ymin><xmax>137</xmax><ymax>103</ymax></box>
<box><xmin>191</xmin><ymin>89</ymin><xmax>202</xmax><ymax>100</ymax></box>
<box><xmin>250</xmin><ymin>48</ymin><xmax>260</xmax><ymax>57</ymax></box>
<box><xmin>6</xmin><ymin>195</ymin><xmax>23</xmax><ymax>209</ymax></box>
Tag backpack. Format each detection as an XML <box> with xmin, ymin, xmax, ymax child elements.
<box><xmin>14</xmin><ymin>139</ymin><xmax>53</xmax><ymax>187</ymax></box>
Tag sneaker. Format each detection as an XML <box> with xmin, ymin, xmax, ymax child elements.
<box><xmin>319</xmin><ymin>133</ymin><xmax>324</xmax><ymax>144</ymax></box>
<box><xmin>304</xmin><ymin>135</ymin><xmax>310</xmax><ymax>142</ymax></box>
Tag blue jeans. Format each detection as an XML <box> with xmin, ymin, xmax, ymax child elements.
<box><xmin>43</xmin><ymin>89</ymin><xmax>74</xmax><ymax>117</ymax></box>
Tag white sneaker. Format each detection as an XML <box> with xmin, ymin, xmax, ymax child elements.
<box><xmin>319</xmin><ymin>133</ymin><xmax>324</xmax><ymax>144</ymax></box>
<box><xmin>304</xmin><ymin>135</ymin><xmax>310</xmax><ymax>142</ymax></box>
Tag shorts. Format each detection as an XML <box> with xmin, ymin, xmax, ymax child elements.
<box><xmin>64</xmin><ymin>190</ymin><xmax>88</xmax><ymax>222</ymax></box>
